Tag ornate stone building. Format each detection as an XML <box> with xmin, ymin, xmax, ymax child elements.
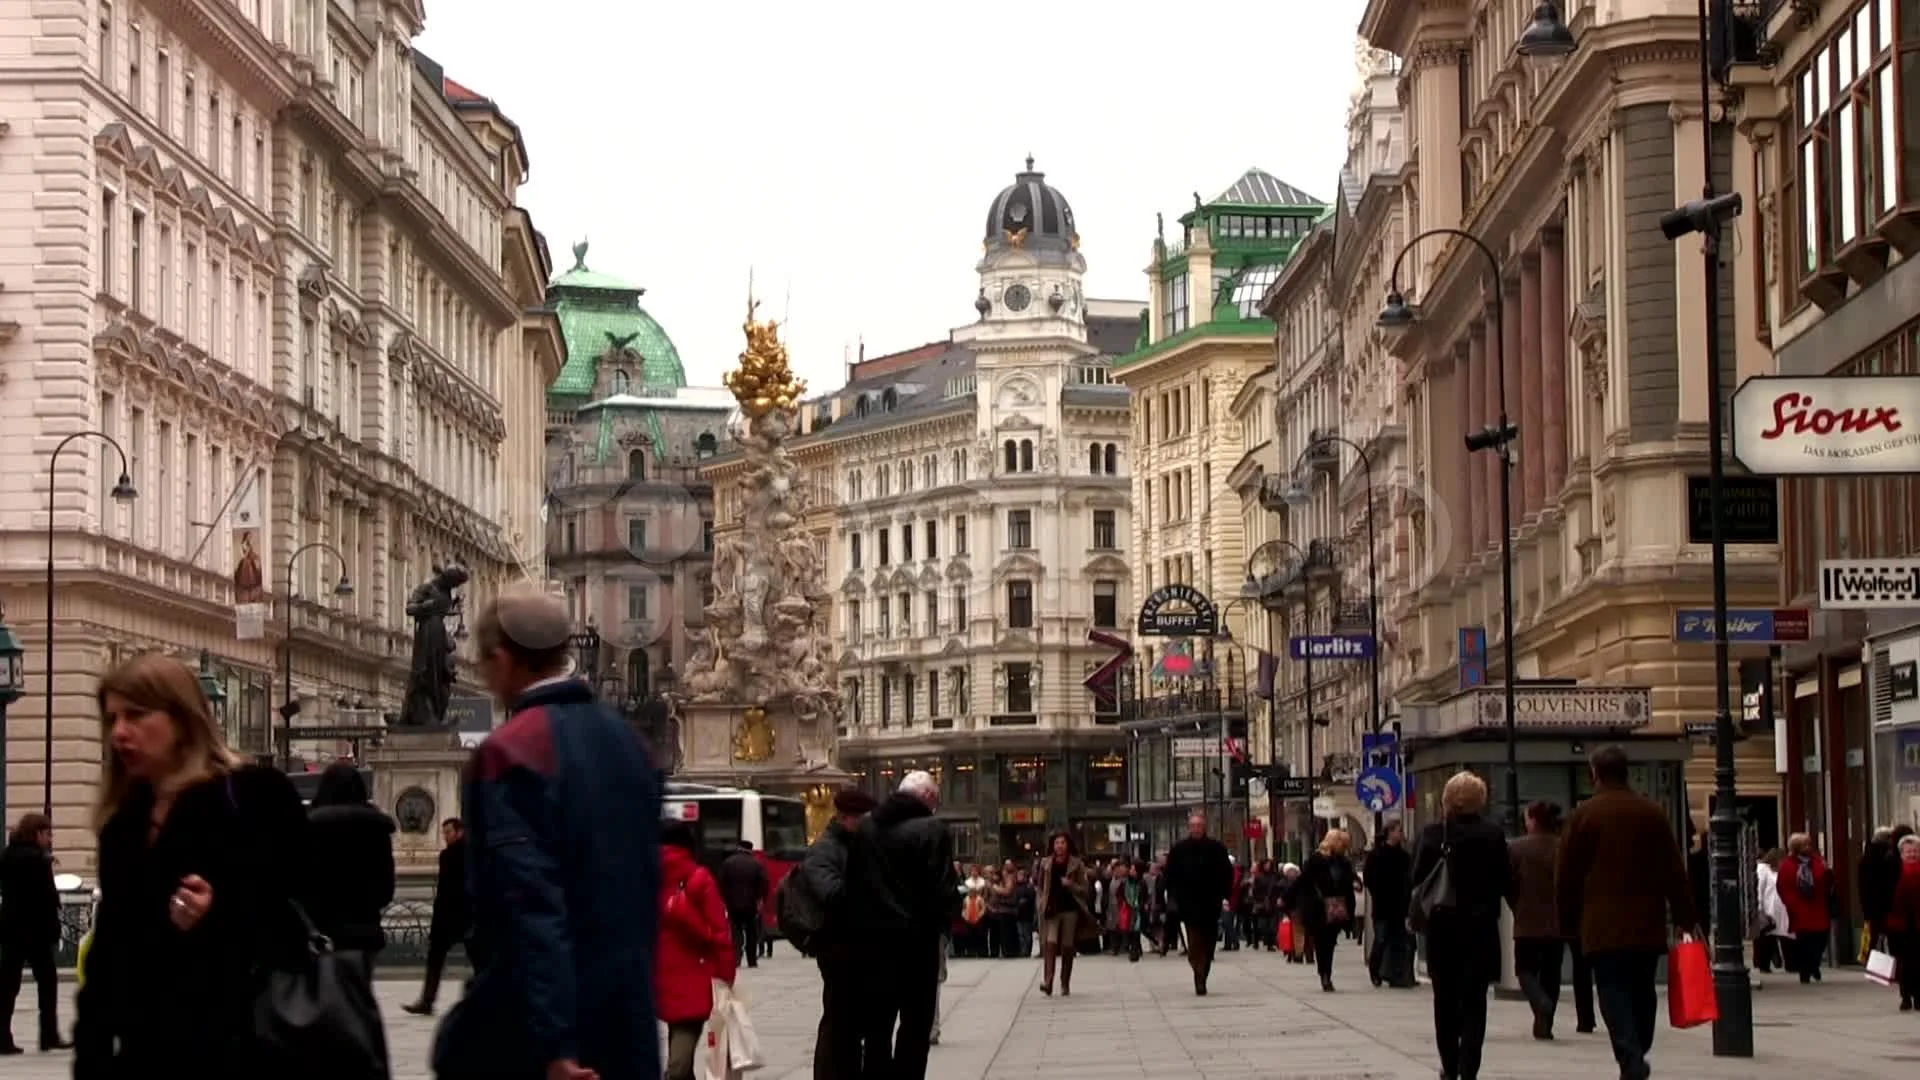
<box><xmin>0</xmin><ymin>2</ymin><xmax>558</xmax><ymax>833</ymax></box>
<box><xmin>542</xmin><ymin>244</ymin><xmax>731</xmax><ymax>737</ymax></box>
<box><xmin>1114</xmin><ymin>169</ymin><xmax>1328</xmax><ymax>855</ymax></box>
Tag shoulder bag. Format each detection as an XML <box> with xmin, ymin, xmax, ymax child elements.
<box><xmin>1408</xmin><ymin>822</ymin><xmax>1457</xmax><ymax>934</ymax></box>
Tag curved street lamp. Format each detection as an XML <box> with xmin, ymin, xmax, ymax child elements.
<box><xmin>1516</xmin><ymin>3</ymin><xmax>1578</xmax><ymax>65</ymax></box>
<box><xmin>45</xmin><ymin>430</ymin><xmax>137</xmax><ymax>816</ymax></box>
<box><xmin>1378</xmin><ymin>226</ymin><xmax>1522</xmax><ymax>835</ymax></box>
<box><xmin>280</xmin><ymin>542</ymin><xmax>353</xmax><ymax>766</ymax></box>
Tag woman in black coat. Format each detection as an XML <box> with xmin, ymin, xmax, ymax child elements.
<box><xmin>303</xmin><ymin>764</ymin><xmax>396</xmax><ymax>955</ymax></box>
<box><xmin>1298</xmin><ymin>830</ymin><xmax>1358</xmax><ymax>992</ymax></box>
<box><xmin>0</xmin><ymin>812</ymin><xmax>65</xmax><ymax>1053</ymax></box>
<box><xmin>1410</xmin><ymin>770</ymin><xmax>1510</xmax><ymax>1080</ymax></box>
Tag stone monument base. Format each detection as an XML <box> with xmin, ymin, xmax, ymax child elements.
<box><xmin>676</xmin><ymin>699</ymin><xmax>849</xmax><ymax>797</ymax></box>
<box><xmin>367</xmin><ymin>728</ymin><xmax>469</xmax><ymax>873</ymax></box>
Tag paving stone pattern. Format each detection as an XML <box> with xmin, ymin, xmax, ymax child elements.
<box><xmin>8</xmin><ymin>945</ymin><xmax>1919</xmax><ymax>1078</ymax></box>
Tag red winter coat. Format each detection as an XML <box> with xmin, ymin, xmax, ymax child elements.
<box><xmin>656</xmin><ymin>846</ymin><xmax>736</xmax><ymax>1025</ymax></box>
<box><xmin>1888</xmin><ymin>860</ymin><xmax>1920</xmax><ymax>934</ymax></box>
<box><xmin>1778</xmin><ymin>852</ymin><xmax>1834</xmax><ymax>935</ymax></box>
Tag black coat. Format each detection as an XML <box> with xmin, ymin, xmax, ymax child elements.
<box><xmin>1364</xmin><ymin>842</ymin><xmax>1413</xmax><ymax>923</ymax></box>
<box><xmin>796</xmin><ymin>820</ymin><xmax>861</xmax><ymax>945</ymax></box>
<box><xmin>0</xmin><ymin>840</ymin><xmax>59</xmax><ymax>948</ymax></box>
<box><xmin>430</xmin><ymin>837</ymin><xmax>469</xmax><ymax>941</ymax></box>
<box><xmin>1860</xmin><ymin>840</ymin><xmax>1901</xmax><ymax>925</ymax></box>
<box><xmin>75</xmin><ymin>766</ymin><xmax>308</xmax><ymax>1080</ymax></box>
<box><xmin>1164</xmin><ymin>835</ymin><xmax>1233</xmax><ymax>918</ymax></box>
<box><xmin>857</xmin><ymin>794</ymin><xmax>956</xmax><ymax>938</ymax></box>
<box><xmin>1298</xmin><ymin>852</ymin><xmax>1357</xmax><ymax>931</ymax></box>
<box><xmin>717</xmin><ymin>850</ymin><xmax>770</xmax><ymax>916</ymax></box>
<box><xmin>1411</xmin><ymin>813</ymin><xmax>1510</xmax><ymax>985</ymax></box>
<box><xmin>304</xmin><ymin>802</ymin><xmax>396</xmax><ymax>952</ymax></box>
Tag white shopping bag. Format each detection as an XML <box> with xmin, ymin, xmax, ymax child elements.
<box><xmin>720</xmin><ymin>983</ymin><xmax>763</xmax><ymax>1072</ymax></box>
<box><xmin>1866</xmin><ymin>947</ymin><xmax>1898</xmax><ymax>987</ymax></box>
<box><xmin>701</xmin><ymin>984</ymin><xmax>738</xmax><ymax>1080</ymax></box>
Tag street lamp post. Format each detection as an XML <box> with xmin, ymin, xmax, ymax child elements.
<box><xmin>1246</xmin><ymin>539</ymin><xmax>1320</xmax><ymax>850</ymax></box>
<box><xmin>1293</xmin><ymin>434</ymin><xmax>1384</xmax><ymax>833</ymax></box>
<box><xmin>280</xmin><ymin>543</ymin><xmax>353</xmax><ymax>767</ymax></box>
<box><xmin>1379</xmin><ymin>230</ymin><xmax>1520</xmax><ymax>833</ymax></box>
<box><xmin>0</xmin><ymin>606</ymin><xmax>26</xmax><ymax>821</ymax></box>
<box><xmin>45</xmin><ymin>431</ymin><xmax>138</xmax><ymax>817</ymax></box>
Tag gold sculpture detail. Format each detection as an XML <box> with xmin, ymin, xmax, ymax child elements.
<box><xmin>732</xmin><ymin>705</ymin><xmax>775</xmax><ymax>763</ymax></box>
<box><xmin>723</xmin><ymin>297</ymin><xmax>808</xmax><ymax>421</ymax></box>
<box><xmin>1004</xmin><ymin>226</ymin><xmax>1028</xmax><ymax>249</ymax></box>
<box><xmin>801</xmin><ymin>782</ymin><xmax>836</xmax><ymax>843</ymax></box>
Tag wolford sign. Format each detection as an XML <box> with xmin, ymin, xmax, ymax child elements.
<box><xmin>1731</xmin><ymin>375</ymin><xmax>1920</xmax><ymax>474</ymax></box>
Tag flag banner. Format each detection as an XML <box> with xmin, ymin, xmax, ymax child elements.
<box><xmin>231</xmin><ymin>469</ymin><xmax>266</xmax><ymax>641</ymax></box>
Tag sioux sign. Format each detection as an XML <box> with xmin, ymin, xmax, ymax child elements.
<box><xmin>1137</xmin><ymin>584</ymin><xmax>1219</xmax><ymax>637</ymax></box>
<box><xmin>1731</xmin><ymin>375</ymin><xmax>1920</xmax><ymax>474</ymax></box>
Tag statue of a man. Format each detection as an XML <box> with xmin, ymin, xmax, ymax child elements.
<box><xmin>399</xmin><ymin>563</ymin><xmax>469</xmax><ymax>728</ymax></box>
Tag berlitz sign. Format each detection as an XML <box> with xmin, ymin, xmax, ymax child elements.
<box><xmin>1731</xmin><ymin>375</ymin><xmax>1920</xmax><ymax>474</ymax></box>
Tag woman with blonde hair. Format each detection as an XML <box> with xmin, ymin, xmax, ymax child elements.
<box><xmin>1410</xmin><ymin>770</ymin><xmax>1509</xmax><ymax>1080</ymax></box>
<box><xmin>1298</xmin><ymin>828</ymin><xmax>1357</xmax><ymax>992</ymax></box>
<box><xmin>73</xmin><ymin>652</ymin><xmax>309</xmax><ymax>1078</ymax></box>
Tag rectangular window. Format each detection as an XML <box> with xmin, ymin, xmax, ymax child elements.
<box><xmin>98</xmin><ymin>2</ymin><xmax>114</xmax><ymax>79</ymax></box>
<box><xmin>1005</xmin><ymin>663</ymin><xmax>1035</xmax><ymax>714</ymax></box>
<box><xmin>1093</xmin><ymin>508</ymin><xmax>1116</xmax><ymax>550</ymax></box>
<box><xmin>1163</xmin><ymin>273</ymin><xmax>1190</xmax><ymax>336</ymax></box>
<box><xmin>846</xmin><ymin>598</ymin><xmax>862</xmax><ymax>638</ymax></box>
<box><xmin>626</xmin><ymin>584</ymin><xmax>649</xmax><ymax>621</ymax></box>
<box><xmin>182</xmin><ymin>72</ymin><xmax>195</xmax><ymax>156</ymax></box>
<box><xmin>924</xmin><ymin>590</ymin><xmax>938</xmax><ymax>631</ymax></box>
<box><xmin>209</xmin><ymin>259</ymin><xmax>223</xmax><ymax>358</ymax></box>
<box><xmin>1007</xmin><ymin>508</ymin><xmax>1032</xmax><ymax>549</ymax></box>
<box><xmin>127</xmin><ymin>20</ymin><xmax>141</xmax><ymax>109</ymax></box>
<box><xmin>627</xmin><ymin>518</ymin><xmax>646</xmax><ymax>553</ymax></box>
<box><xmin>953</xmin><ymin>514</ymin><xmax>968</xmax><ymax>554</ymax></box>
<box><xmin>925</xmin><ymin>519</ymin><xmax>938</xmax><ymax>559</ymax></box>
<box><xmin>184</xmin><ymin>244</ymin><xmax>198</xmax><ymax>342</ymax></box>
<box><xmin>156</xmin><ymin>49</ymin><xmax>170</xmax><ymax>130</ymax></box>
<box><xmin>208</xmin><ymin>90</ymin><xmax>221</xmax><ymax>173</ymax></box>
<box><xmin>128</xmin><ymin>406</ymin><xmax>145</xmax><ymax>543</ymax></box>
<box><xmin>952</xmin><ymin>586</ymin><xmax>967</xmax><ymax>630</ymax></box>
<box><xmin>157</xmin><ymin>224</ymin><xmax>172</xmax><ymax>324</ymax></box>
<box><xmin>928</xmin><ymin>671</ymin><xmax>941</xmax><ymax>716</ymax></box>
<box><xmin>1007</xmin><ymin>580</ymin><xmax>1033</xmax><ymax>628</ymax></box>
<box><xmin>880</xmin><ymin>677</ymin><xmax>892</xmax><ymax>727</ymax></box>
<box><xmin>1093</xmin><ymin>581</ymin><xmax>1118</xmax><ymax>628</ymax></box>
<box><xmin>850</xmin><ymin>532</ymin><xmax>862</xmax><ymax>568</ymax></box>
<box><xmin>157</xmin><ymin>419</ymin><xmax>173</xmax><ymax>553</ymax></box>
<box><xmin>183</xmin><ymin>433</ymin><xmax>199</xmax><ymax>565</ymax></box>
<box><xmin>901</xmin><ymin>522</ymin><xmax>914</xmax><ymax>561</ymax></box>
<box><xmin>878</xmin><ymin>529</ymin><xmax>890</xmax><ymax>566</ymax></box>
<box><xmin>253</xmin><ymin>133</ymin><xmax>265</xmax><ymax>200</ymax></box>
<box><xmin>702</xmin><ymin>519</ymin><xmax>714</xmax><ymax>553</ymax></box>
<box><xmin>903</xmin><ymin>673</ymin><xmax>916</xmax><ymax>723</ymax></box>
<box><xmin>897</xmin><ymin>593</ymin><xmax>910</xmax><ymax>633</ymax></box>
<box><xmin>99</xmin><ymin>391</ymin><xmax>118</xmax><ymax>526</ymax></box>
<box><xmin>129</xmin><ymin>208</ymin><xmax>144</xmax><ymax>311</ymax></box>
<box><xmin>877</xmin><ymin>594</ymin><xmax>891</xmax><ymax>636</ymax></box>
<box><xmin>99</xmin><ymin>191</ymin><xmax>115</xmax><ymax>295</ymax></box>
<box><xmin>232</xmin><ymin>114</ymin><xmax>244</xmax><ymax>180</ymax></box>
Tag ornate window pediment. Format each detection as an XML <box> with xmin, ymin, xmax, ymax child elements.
<box><xmin>994</xmin><ymin>551</ymin><xmax>1044</xmax><ymax>581</ymax></box>
<box><xmin>942</xmin><ymin>636</ymin><xmax>967</xmax><ymax>656</ymax></box>
<box><xmin>1082</xmin><ymin>553</ymin><xmax>1129</xmax><ymax>579</ymax></box>
<box><xmin>944</xmin><ymin>559</ymin><xmax>973</xmax><ymax>581</ymax></box>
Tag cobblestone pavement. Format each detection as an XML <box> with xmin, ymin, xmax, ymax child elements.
<box><xmin>9</xmin><ymin>943</ymin><xmax>1920</xmax><ymax>1078</ymax></box>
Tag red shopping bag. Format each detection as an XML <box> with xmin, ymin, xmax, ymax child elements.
<box><xmin>1277</xmin><ymin>917</ymin><xmax>1295</xmax><ymax>954</ymax></box>
<box><xmin>1667</xmin><ymin>936</ymin><xmax>1719</xmax><ymax>1029</ymax></box>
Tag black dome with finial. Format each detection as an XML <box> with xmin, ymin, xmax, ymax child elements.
<box><xmin>983</xmin><ymin>155</ymin><xmax>1077</xmax><ymax>251</ymax></box>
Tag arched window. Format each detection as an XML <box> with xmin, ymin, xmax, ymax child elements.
<box><xmin>847</xmin><ymin>470</ymin><xmax>862</xmax><ymax>501</ymax></box>
<box><xmin>627</xmin><ymin>448</ymin><xmax>646</xmax><ymax>481</ymax></box>
<box><xmin>877</xmin><ymin>464</ymin><xmax>890</xmax><ymax>495</ymax></box>
<box><xmin>561</xmin><ymin>454</ymin><xmax>576</xmax><ymax>486</ymax></box>
<box><xmin>626</xmin><ymin>649</ymin><xmax>651</xmax><ymax>699</ymax></box>
<box><xmin>1104</xmin><ymin>443</ymin><xmax>1118</xmax><ymax>475</ymax></box>
<box><xmin>856</xmin><ymin>394</ymin><xmax>870</xmax><ymax>418</ymax></box>
<box><xmin>1019</xmin><ymin>439</ymin><xmax>1034</xmax><ymax>472</ymax></box>
<box><xmin>1088</xmin><ymin>443</ymin><xmax>1102</xmax><ymax>474</ymax></box>
<box><xmin>881</xmin><ymin>388</ymin><xmax>897</xmax><ymax>410</ymax></box>
<box><xmin>1003</xmin><ymin>440</ymin><xmax>1018</xmax><ymax>473</ymax></box>
<box><xmin>694</xmin><ymin>432</ymin><xmax>718</xmax><ymax>458</ymax></box>
<box><xmin>610</xmin><ymin>369</ymin><xmax>630</xmax><ymax>394</ymax></box>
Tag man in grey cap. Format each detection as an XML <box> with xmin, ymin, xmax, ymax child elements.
<box><xmin>431</xmin><ymin>587</ymin><xmax>663</xmax><ymax>1080</ymax></box>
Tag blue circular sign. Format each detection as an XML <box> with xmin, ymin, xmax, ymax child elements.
<box><xmin>1355</xmin><ymin>768</ymin><xmax>1401</xmax><ymax>813</ymax></box>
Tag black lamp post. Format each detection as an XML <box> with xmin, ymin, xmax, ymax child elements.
<box><xmin>196</xmin><ymin>649</ymin><xmax>227</xmax><ymax>718</ymax></box>
<box><xmin>1516</xmin><ymin>3</ymin><xmax>1578</xmax><ymax>63</ymax></box>
<box><xmin>1380</xmin><ymin>228</ymin><xmax>1521</xmax><ymax>834</ymax></box>
<box><xmin>279</xmin><ymin>543</ymin><xmax>353</xmax><ymax>766</ymax></box>
<box><xmin>1291</xmin><ymin>434</ymin><xmax>1384</xmax><ymax>834</ymax></box>
<box><xmin>1245</xmin><ymin>538</ymin><xmax>1323</xmax><ymax>849</ymax></box>
<box><xmin>0</xmin><ymin>605</ymin><xmax>25</xmax><ymax>819</ymax></box>
<box><xmin>44</xmin><ymin>431</ymin><xmax>137</xmax><ymax>817</ymax></box>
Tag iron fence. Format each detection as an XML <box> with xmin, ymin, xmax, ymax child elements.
<box><xmin>52</xmin><ymin>894</ymin><xmax>455</xmax><ymax>968</ymax></box>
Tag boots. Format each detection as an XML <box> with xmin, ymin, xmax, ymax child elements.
<box><xmin>1039</xmin><ymin>944</ymin><xmax>1056</xmax><ymax>996</ymax></box>
<box><xmin>1060</xmin><ymin>953</ymin><xmax>1074</xmax><ymax>997</ymax></box>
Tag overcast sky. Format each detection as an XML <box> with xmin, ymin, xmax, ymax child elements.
<box><xmin>417</xmin><ymin>0</ymin><xmax>1367</xmax><ymax>392</ymax></box>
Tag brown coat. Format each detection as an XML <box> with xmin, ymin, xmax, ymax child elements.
<box><xmin>1556</xmin><ymin>786</ymin><xmax>1699</xmax><ymax>954</ymax></box>
<box><xmin>1035</xmin><ymin>855</ymin><xmax>1100</xmax><ymax>946</ymax></box>
<box><xmin>1506</xmin><ymin>831</ymin><xmax>1562</xmax><ymax>940</ymax></box>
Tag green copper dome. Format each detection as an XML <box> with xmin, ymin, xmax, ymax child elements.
<box><xmin>547</xmin><ymin>240</ymin><xmax>686</xmax><ymax>400</ymax></box>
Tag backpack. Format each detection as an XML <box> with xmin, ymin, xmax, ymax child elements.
<box><xmin>775</xmin><ymin>870</ymin><xmax>827</xmax><ymax>955</ymax></box>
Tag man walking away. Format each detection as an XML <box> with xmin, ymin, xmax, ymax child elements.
<box><xmin>719</xmin><ymin>840</ymin><xmax>771</xmax><ymax>968</ymax></box>
<box><xmin>800</xmin><ymin>787</ymin><xmax>883</xmax><ymax>1080</ymax></box>
<box><xmin>1557</xmin><ymin>747</ymin><xmax>1698</xmax><ymax>1080</ymax></box>
<box><xmin>1508</xmin><ymin>801</ymin><xmax>1573</xmax><ymax>1038</ymax></box>
<box><xmin>403</xmin><ymin>818</ymin><xmax>469</xmax><ymax>1016</ymax></box>
<box><xmin>861</xmin><ymin>771</ymin><xmax>955</xmax><ymax>1080</ymax></box>
<box><xmin>1365</xmin><ymin>822</ymin><xmax>1414</xmax><ymax>988</ymax></box>
<box><xmin>1164</xmin><ymin>813</ymin><xmax>1233</xmax><ymax>995</ymax></box>
<box><xmin>432</xmin><ymin>588</ymin><xmax>663</xmax><ymax>1080</ymax></box>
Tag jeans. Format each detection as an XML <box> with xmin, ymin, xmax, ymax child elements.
<box><xmin>730</xmin><ymin>908</ymin><xmax>762</xmax><ymax>967</ymax></box>
<box><xmin>1514</xmin><ymin>938</ymin><xmax>1565</xmax><ymax>1032</ymax></box>
<box><xmin>0</xmin><ymin>940</ymin><xmax>58</xmax><ymax>1047</ymax></box>
<box><xmin>1221</xmin><ymin>910</ymin><xmax>1241</xmax><ymax>950</ymax></box>
<box><xmin>1589</xmin><ymin>949</ymin><xmax>1661</xmax><ymax>1080</ymax></box>
<box><xmin>1015</xmin><ymin>920</ymin><xmax>1034</xmax><ymax>958</ymax></box>
<box><xmin>664</xmin><ymin>1020</ymin><xmax>705</xmax><ymax>1080</ymax></box>
<box><xmin>1428</xmin><ymin>969</ymin><xmax>1490</xmax><ymax>1079</ymax></box>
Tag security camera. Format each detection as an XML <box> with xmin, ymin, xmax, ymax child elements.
<box><xmin>1659</xmin><ymin>192</ymin><xmax>1743</xmax><ymax>241</ymax></box>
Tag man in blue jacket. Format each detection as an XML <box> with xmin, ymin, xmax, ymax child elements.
<box><xmin>433</xmin><ymin>589</ymin><xmax>661</xmax><ymax>1080</ymax></box>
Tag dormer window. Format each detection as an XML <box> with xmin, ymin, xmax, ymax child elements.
<box><xmin>694</xmin><ymin>432</ymin><xmax>718</xmax><ymax>459</ymax></box>
<box><xmin>610</xmin><ymin>369</ymin><xmax>630</xmax><ymax>394</ymax></box>
<box><xmin>856</xmin><ymin>394</ymin><xmax>870</xmax><ymax>418</ymax></box>
<box><xmin>882</xmin><ymin>388</ymin><xmax>898</xmax><ymax>410</ymax></box>
<box><xmin>627</xmin><ymin>449</ymin><xmax>646</xmax><ymax>481</ymax></box>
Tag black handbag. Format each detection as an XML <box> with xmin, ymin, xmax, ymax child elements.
<box><xmin>1408</xmin><ymin>823</ymin><xmax>1456</xmax><ymax>934</ymax></box>
<box><xmin>248</xmin><ymin>899</ymin><xmax>392</xmax><ymax>1080</ymax></box>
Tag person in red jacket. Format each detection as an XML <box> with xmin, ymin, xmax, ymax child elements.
<box><xmin>1887</xmin><ymin>835</ymin><xmax>1920</xmax><ymax>1010</ymax></box>
<box><xmin>658</xmin><ymin>821</ymin><xmax>738</xmax><ymax>1080</ymax></box>
<box><xmin>1779</xmin><ymin>832</ymin><xmax>1836</xmax><ymax>983</ymax></box>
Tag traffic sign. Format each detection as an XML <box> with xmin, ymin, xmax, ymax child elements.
<box><xmin>1084</xmin><ymin>629</ymin><xmax>1133</xmax><ymax>708</ymax></box>
<box><xmin>1355</xmin><ymin>767</ymin><xmax>1402</xmax><ymax>813</ymax></box>
<box><xmin>1311</xmin><ymin>794</ymin><xmax>1339</xmax><ymax>819</ymax></box>
<box><xmin>1361</xmin><ymin>730</ymin><xmax>1398</xmax><ymax>770</ymax></box>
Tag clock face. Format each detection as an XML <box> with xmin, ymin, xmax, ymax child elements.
<box><xmin>1004</xmin><ymin>284</ymin><xmax>1031</xmax><ymax>313</ymax></box>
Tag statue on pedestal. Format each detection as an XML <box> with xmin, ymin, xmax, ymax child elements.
<box><xmin>680</xmin><ymin>296</ymin><xmax>842</xmax><ymax>739</ymax></box>
<box><xmin>398</xmin><ymin>564</ymin><xmax>468</xmax><ymax>728</ymax></box>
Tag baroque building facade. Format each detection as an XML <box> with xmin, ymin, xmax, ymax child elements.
<box><xmin>1362</xmin><ymin>0</ymin><xmax>1781</xmax><ymax>833</ymax></box>
<box><xmin>542</xmin><ymin>243</ymin><xmax>731</xmax><ymax>764</ymax></box>
<box><xmin>710</xmin><ymin>162</ymin><xmax>1140</xmax><ymax>863</ymax></box>
<box><xmin>1114</xmin><ymin>168</ymin><xmax>1329</xmax><ymax>857</ymax></box>
<box><xmin>0</xmin><ymin>1</ymin><xmax>558</xmax><ymax>834</ymax></box>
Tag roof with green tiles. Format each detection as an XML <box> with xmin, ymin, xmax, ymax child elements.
<box><xmin>546</xmin><ymin>240</ymin><xmax>685</xmax><ymax>401</ymax></box>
